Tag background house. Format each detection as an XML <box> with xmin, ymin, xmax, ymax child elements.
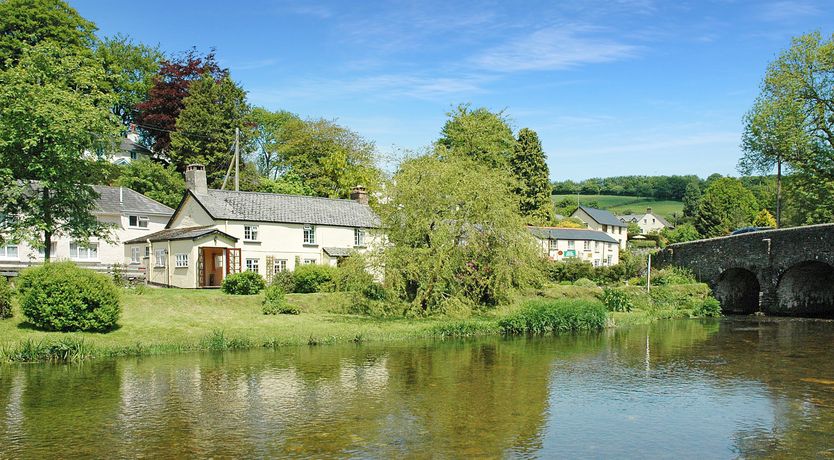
<box><xmin>570</xmin><ymin>205</ymin><xmax>628</xmax><ymax>249</ymax></box>
<box><xmin>126</xmin><ymin>164</ymin><xmax>380</xmax><ymax>288</ymax></box>
<box><xmin>529</xmin><ymin>226</ymin><xmax>620</xmax><ymax>267</ymax></box>
<box><xmin>0</xmin><ymin>185</ymin><xmax>173</xmax><ymax>273</ymax></box>
<box><xmin>618</xmin><ymin>207</ymin><xmax>672</xmax><ymax>234</ymax></box>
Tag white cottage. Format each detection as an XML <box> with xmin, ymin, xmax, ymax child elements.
<box><xmin>126</xmin><ymin>165</ymin><xmax>380</xmax><ymax>288</ymax></box>
<box><xmin>571</xmin><ymin>205</ymin><xmax>628</xmax><ymax>249</ymax></box>
<box><xmin>0</xmin><ymin>185</ymin><xmax>173</xmax><ymax>272</ymax></box>
<box><xmin>529</xmin><ymin>226</ymin><xmax>620</xmax><ymax>267</ymax></box>
<box><xmin>618</xmin><ymin>207</ymin><xmax>673</xmax><ymax>234</ymax></box>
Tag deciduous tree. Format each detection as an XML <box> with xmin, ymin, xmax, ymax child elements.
<box><xmin>694</xmin><ymin>178</ymin><xmax>758</xmax><ymax>237</ymax></box>
<box><xmin>96</xmin><ymin>34</ymin><xmax>163</xmax><ymax>127</ymax></box>
<box><xmin>249</xmin><ymin>107</ymin><xmax>301</xmax><ymax>179</ymax></box>
<box><xmin>437</xmin><ymin>104</ymin><xmax>516</xmax><ymax>169</ymax></box>
<box><xmin>116</xmin><ymin>160</ymin><xmax>185</xmax><ymax>209</ymax></box>
<box><xmin>0</xmin><ymin>44</ymin><xmax>120</xmax><ymax>259</ymax></box>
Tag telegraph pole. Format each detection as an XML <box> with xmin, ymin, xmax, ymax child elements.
<box><xmin>234</xmin><ymin>127</ymin><xmax>240</xmax><ymax>192</ymax></box>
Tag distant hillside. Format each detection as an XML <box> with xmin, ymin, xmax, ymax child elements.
<box><xmin>553</xmin><ymin>194</ymin><xmax>684</xmax><ymax>220</ymax></box>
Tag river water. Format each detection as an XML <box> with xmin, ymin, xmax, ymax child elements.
<box><xmin>1</xmin><ymin>317</ymin><xmax>833</xmax><ymax>458</ymax></box>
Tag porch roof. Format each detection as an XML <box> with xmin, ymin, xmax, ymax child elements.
<box><xmin>323</xmin><ymin>247</ymin><xmax>353</xmax><ymax>257</ymax></box>
<box><xmin>125</xmin><ymin>226</ymin><xmax>238</xmax><ymax>244</ymax></box>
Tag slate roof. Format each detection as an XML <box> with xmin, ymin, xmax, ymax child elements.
<box><xmin>125</xmin><ymin>226</ymin><xmax>237</xmax><ymax>244</ymax></box>
<box><xmin>184</xmin><ymin>189</ymin><xmax>381</xmax><ymax>228</ymax></box>
<box><xmin>528</xmin><ymin>227</ymin><xmax>619</xmax><ymax>244</ymax></box>
<box><xmin>323</xmin><ymin>247</ymin><xmax>353</xmax><ymax>257</ymax></box>
<box><xmin>93</xmin><ymin>185</ymin><xmax>174</xmax><ymax>216</ymax></box>
<box><xmin>618</xmin><ymin>212</ymin><xmax>673</xmax><ymax>228</ymax></box>
<box><xmin>575</xmin><ymin>206</ymin><xmax>627</xmax><ymax>227</ymax></box>
<box><xmin>118</xmin><ymin>137</ymin><xmax>151</xmax><ymax>157</ymax></box>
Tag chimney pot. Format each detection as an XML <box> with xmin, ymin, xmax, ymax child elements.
<box><xmin>350</xmin><ymin>185</ymin><xmax>369</xmax><ymax>205</ymax></box>
<box><xmin>646</xmin><ymin>207</ymin><xmax>652</xmax><ymax>214</ymax></box>
<box><xmin>185</xmin><ymin>164</ymin><xmax>208</xmax><ymax>195</ymax></box>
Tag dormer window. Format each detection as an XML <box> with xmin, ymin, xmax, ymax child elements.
<box><xmin>129</xmin><ymin>215</ymin><xmax>149</xmax><ymax>228</ymax></box>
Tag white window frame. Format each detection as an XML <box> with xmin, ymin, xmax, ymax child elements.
<box><xmin>354</xmin><ymin>227</ymin><xmax>365</xmax><ymax>247</ymax></box>
<box><xmin>595</xmin><ymin>241</ymin><xmax>600</xmax><ymax>253</ymax></box>
<box><xmin>607</xmin><ymin>255</ymin><xmax>613</xmax><ymax>266</ymax></box>
<box><xmin>0</xmin><ymin>244</ymin><xmax>18</xmax><ymax>259</ymax></box>
<box><xmin>303</xmin><ymin>224</ymin><xmax>316</xmax><ymax>245</ymax></box>
<box><xmin>568</xmin><ymin>240</ymin><xmax>575</xmax><ymax>248</ymax></box>
<box><xmin>37</xmin><ymin>242</ymin><xmax>57</xmax><ymax>259</ymax></box>
<box><xmin>154</xmin><ymin>249</ymin><xmax>166</xmax><ymax>268</ymax></box>
<box><xmin>303</xmin><ymin>258</ymin><xmax>317</xmax><ymax>265</ymax></box>
<box><xmin>245</xmin><ymin>258</ymin><xmax>260</xmax><ymax>273</ymax></box>
<box><xmin>130</xmin><ymin>247</ymin><xmax>142</xmax><ymax>264</ymax></box>
<box><xmin>244</xmin><ymin>225</ymin><xmax>259</xmax><ymax>241</ymax></box>
<box><xmin>175</xmin><ymin>253</ymin><xmax>188</xmax><ymax>268</ymax></box>
<box><xmin>548</xmin><ymin>239</ymin><xmax>557</xmax><ymax>250</ymax></box>
<box><xmin>274</xmin><ymin>259</ymin><xmax>287</xmax><ymax>273</ymax></box>
<box><xmin>128</xmin><ymin>215</ymin><xmax>149</xmax><ymax>229</ymax></box>
<box><xmin>583</xmin><ymin>240</ymin><xmax>590</xmax><ymax>251</ymax></box>
<box><xmin>70</xmin><ymin>241</ymin><xmax>98</xmax><ymax>260</ymax></box>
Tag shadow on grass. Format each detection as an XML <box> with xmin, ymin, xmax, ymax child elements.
<box><xmin>16</xmin><ymin>321</ymin><xmax>123</xmax><ymax>333</ymax></box>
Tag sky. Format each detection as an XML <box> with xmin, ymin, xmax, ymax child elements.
<box><xmin>73</xmin><ymin>0</ymin><xmax>834</xmax><ymax>180</ymax></box>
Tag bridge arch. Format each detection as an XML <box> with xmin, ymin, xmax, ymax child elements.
<box><xmin>714</xmin><ymin>268</ymin><xmax>760</xmax><ymax>314</ymax></box>
<box><xmin>775</xmin><ymin>261</ymin><xmax>834</xmax><ymax>317</ymax></box>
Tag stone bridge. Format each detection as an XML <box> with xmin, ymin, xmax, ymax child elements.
<box><xmin>655</xmin><ymin>224</ymin><xmax>834</xmax><ymax>317</ymax></box>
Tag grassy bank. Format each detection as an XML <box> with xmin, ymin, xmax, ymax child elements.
<box><xmin>552</xmin><ymin>194</ymin><xmax>684</xmax><ymax>219</ymax></box>
<box><xmin>0</xmin><ymin>283</ymin><xmax>712</xmax><ymax>363</ymax></box>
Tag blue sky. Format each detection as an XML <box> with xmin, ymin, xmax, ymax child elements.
<box><xmin>74</xmin><ymin>0</ymin><xmax>833</xmax><ymax>180</ymax></box>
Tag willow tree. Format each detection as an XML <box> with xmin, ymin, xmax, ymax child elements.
<box><xmin>379</xmin><ymin>155</ymin><xmax>543</xmax><ymax>315</ymax></box>
<box><xmin>437</xmin><ymin>104</ymin><xmax>516</xmax><ymax>169</ymax></box>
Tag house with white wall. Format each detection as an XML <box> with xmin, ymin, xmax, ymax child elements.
<box><xmin>618</xmin><ymin>207</ymin><xmax>672</xmax><ymax>234</ymax></box>
<box><xmin>0</xmin><ymin>186</ymin><xmax>173</xmax><ymax>272</ymax></box>
<box><xmin>125</xmin><ymin>165</ymin><xmax>380</xmax><ymax>288</ymax></box>
<box><xmin>529</xmin><ymin>226</ymin><xmax>620</xmax><ymax>267</ymax></box>
<box><xmin>570</xmin><ymin>205</ymin><xmax>628</xmax><ymax>249</ymax></box>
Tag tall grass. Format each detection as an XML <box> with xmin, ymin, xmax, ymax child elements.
<box><xmin>498</xmin><ymin>299</ymin><xmax>607</xmax><ymax>335</ymax></box>
<box><xmin>3</xmin><ymin>337</ymin><xmax>92</xmax><ymax>363</ymax></box>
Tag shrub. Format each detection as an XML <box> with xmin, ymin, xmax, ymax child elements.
<box><xmin>292</xmin><ymin>264</ymin><xmax>337</xmax><ymax>293</ymax></box>
<box><xmin>652</xmin><ymin>266</ymin><xmax>698</xmax><ymax>286</ymax></box>
<box><xmin>222</xmin><ymin>271</ymin><xmax>266</xmax><ymax>295</ymax></box>
<box><xmin>545</xmin><ymin>259</ymin><xmax>594</xmax><ymax>283</ymax></box>
<box><xmin>498</xmin><ymin>299</ymin><xmax>607</xmax><ymax>334</ymax></box>
<box><xmin>600</xmin><ymin>288</ymin><xmax>634</xmax><ymax>312</ymax></box>
<box><xmin>17</xmin><ymin>262</ymin><xmax>121</xmax><ymax>332</ymax></box>
<box><xmin>262</xmin><ymin>284</ymin><xmax>299</xmax><ymax>315</ymax></box>
<box><xmin>327</xmin><ymin>255</ymin><xmax>380</xmax><ymax>293</ymax></box>
<box><xmin>0</xmin><ymin>276</ymin><xmax>12</xmax><ymax>319</ymax></box>
<box><xmin>693</xmin><ymin>297</ymin><xmax>722</xmax><ymax>317</ymax></box>
<box><xmin>270</xmin><ymin>270</ymin><xmax>296</xmax><ymax>293</ymax></box>
<box><xmin>573</xmin><ymin>278</ymin><xmax>597</xmax><ymax>288</ymax></box>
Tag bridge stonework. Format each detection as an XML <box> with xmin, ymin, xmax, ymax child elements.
<box><xmin>655</xmin><ymin>224</ymin><xmax>834</xmax><ymax>317</ymax></box>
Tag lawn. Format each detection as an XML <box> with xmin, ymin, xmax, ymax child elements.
<box><xmin>553</xmin><ymin>194</ymin><xmax>684</xmax><ymax>220</ymax></box>
<box><xmin>0</xmin><ymin>283</ymin><xmax>713</xmax><ymax>363</ymax></box>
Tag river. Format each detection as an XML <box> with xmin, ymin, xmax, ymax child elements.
<box><xmin>1</xmin><ymin>317</ymin><xmax>833</xmax><ymax>458</ymax></box>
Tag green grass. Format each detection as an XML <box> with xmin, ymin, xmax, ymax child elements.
<box><xmin>0</xmin><ymin>283</ymin><xmax>715</xmax><ymax>363</ymax></box>
<box><xmin>553</xmin><ymin>194</ymin><xmax>684</xmax><ymax>219</ymax></box>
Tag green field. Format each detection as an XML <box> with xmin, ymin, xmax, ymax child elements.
<box><xmin>553</xmin><ymin>194</ymin><xmax>684</xmax><ymax>220</ymax></box>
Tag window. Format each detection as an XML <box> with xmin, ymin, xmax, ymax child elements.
<box><xmin>244</xmin><ymin>225</ymin><xmax>259</xmax><ymax>241</ymax></box>
<box><xmin>154</xmin><ymin>249</ymin><xmax>166</xmax><ymax>268</ymax></box>
<box><xmin>273</xmin><ymin>259</ymin><xmax>287</xmax><ymax>273</ymax></box>
<box><xmin>583</xmin><ymin>240</ymin><xmax>590</xmax><ymax>251</ymax></box>
<box><xmin>131</xmin><ymin>247</ymin><xmax>141</xmax><ymax>264</ymax></box>
<box><xmin>603</xmin><ymin>225</ymin><xmax>608</xmax><ymax>232</ymax></box>
<box><xmin>568</xmin><ymin>240</ymin><xmax>575</xmax><ymax>248</ymax></box>
<box><xmin>70</xmin><ymin>242</ymin><xmax>98</xmax><ymax>260</ymax></box>
<box><xmin>548</xmin><ymin>239</ymin><xmax>557</xmax><ymax>250</ymax></box>
<box><xmin>145</xmin><ymin>246</ymin><xmax>150</xmax><ymax>257</ymax></box>
<box><xmin>0</xmin><ymin>244</ymin><xmax>18</xmax><ymax>259</ymax></box>
<box><xmin>595</xmin><ymin>241</ymin><xmax>600</xmax><ymax>253</ymax></box>
<box><xmin>593</xmin><ymin>259</ymin><xmax>600</xmax><ymax>267</ymax></box>
<box><xmin>246</xmin><ymin>258</ymin><xmax>260</xmax><ymax>273</ymax></box>
<box><xmin>354</xmin><ymin>228</ymin><xmax>365</xmax><ymax>247</ymax></box>
<box><xmin>128</xmin><ymin>215</ymin><xmax>149</xmax><ymax>228</ymax></box>
<box><xmin>303</xmin><ymin>225</ymin><xmax>316</xmax><ymax>245</ymax></box>
<box><xmin>607</xmin><ymin>255</ymin><xmax>613</xmax><ymax>266</ymax></box>
<box><xmin>130</xmin><ymin>151</ymin><xmax>138</xmax><ymax>160</ymax></box>
<box><xmin>303</xmin><ymin>258</ymin><xmax>317</xmax><ymax>265</ymax></box>
<box><xmin>37</xmin><ymin>242</ymin><xmax>57</xmax><ymax>258</ymax></box>
<box><xmin>652</xmin><ymin>218</ymin><xmax>656</xmax><ymax>224</ymax></box>
<box><xmin>175</xmin><ymin>253</ymin><xmax>188</xmax><ymax>268</ymax></box>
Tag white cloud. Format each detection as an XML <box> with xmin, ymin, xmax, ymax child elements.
<box><xmin>474</xmin><ymin>25</ymin><xmax>638</xmax><ymax>72</ymax></box>
<box><xmin>757</xmin><ymin>1</ymin><xmax>820</xmax><ymax>22</ymax></box>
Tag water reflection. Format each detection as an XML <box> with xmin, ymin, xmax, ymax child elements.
<box><xmin>1</xmin><ymin>318</ymin><xmax>833</xmax><ymax>458</ymax></box>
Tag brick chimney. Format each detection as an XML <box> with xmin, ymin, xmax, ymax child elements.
<box><xmin>127</xmin><ymin>123</ymin><xmax>140</xmax><ymax>142</ymax></box>
<box><xmin>185</xmin><ymin>164</ymin><xmax>208</xmax><ymax>195</ymax></box>
<box><xmin>350</xmin><ymin>186</ymin><xmax>368</xmax><ymax>205</ymax></box>
<box><xmin>646</xmin><ymin>207</ymin><xmax>653</xmax><ymax>215</ymax></box>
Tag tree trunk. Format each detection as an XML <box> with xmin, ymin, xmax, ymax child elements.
<box><xmin>43</xmin><ymin>229</ymin><xmax>52</xmax><ymax>262</ymax></box>
<box><xmin>42</xmin><ymin>186</ymin><xmax>52</xmax><ymax>261</ymax></box>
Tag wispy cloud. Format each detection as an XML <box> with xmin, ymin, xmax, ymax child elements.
<box><xmin>274</xmin><ymin>1</ymin><xmax>333</xmax><ymax>19</ymax></box>
<box><xmin>474</xmin><ymin>25</ymin><xmax>639</xmax><ymax>72</ymax></box>
<box><xmin>559</xmin><ymin>131</ymin><xmax>738</xmax><ymax>157</ymax></box>
<box><xmin>232</xmin><ymin>58</ymin><xmax>280</xmax><ymax>71</ymax></box>
<box><xmin>757</xmin><ymin>0</ymin><xmax>820</xmax><ymax>22</ymax></box>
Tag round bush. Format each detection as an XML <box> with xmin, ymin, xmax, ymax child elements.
<box><xmin>222</xmin><ymin>271</ymin><xmax>266</xmax><ymax>295</ymax></box>
<box><xmin>262</xmin><ymin>284</ymin><xmax>298</xmax><ymax>315</ymax></box>
<box><xmin>270</xmin><ymin>270</ymin><xmax>296</xmax><ymax>293</ymax></box>
<box><xmin>573</xmin><ymin>278</ymin><xmax>597</xmax><ymax>288</ymax></box>
<box><xmin>292</xmin><ymin>264</ymin><xmax>337</xmax><ymax>293</ymax></box>
<box><xmin>17</xmin><ymin>262</ymin><xmax>121</xmax><ymax>332</ymax></box>
<box><xmin>0</xmin><ymin>276</ymin><xmax>12</xmax><ymax>319</ymax></box>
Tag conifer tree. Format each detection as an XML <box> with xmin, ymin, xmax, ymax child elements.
<box><xmin>509</xmin><ymin>128</ymin><xmax>554</xmax><ymax>224</ymax></box>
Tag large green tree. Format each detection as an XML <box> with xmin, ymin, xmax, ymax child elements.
<box><xmin>277</xmin><ymin>118</ymin><xmax>382</xmax><ymax>199</ymax></box>
<box><xmin>0</xmin><ymin>43</ymin><xmax>120</xmax><ymax>259</ymax></box>
<box><xmin>437</xmin><ymin>104</ymin><xmax>516</xmax><ymax>169</ymax></box>
<box><xmin>249</xmin><ymin>107</ymin><xmax>301</xmax><ymax>179</ymax></box>
<box><xmin>168</xmin><ymin>73</ymin><xmax>251</xmax><ymax>187</ymax></box>
<box><xmin>740</xmin><ymin>32</ymin><xmax>834</xmax><ymax>225</ymax></box>
<box><xmin>379</xmin><ymin>155</ymin><xmax>542</xmax><ymax>314</ymax></box>
<box><xmin>115</xmin><ymin>160</ymin><xmax>185</xmax><ymax>209</ymax></box>
<box><xmin>510</xmin><ymin>128</ymin><xmax>554</xmax><ymax>224</ymax></box>
<box><xmin>694</xmin><ymin>177</ymin><xmax>758</xmax><ymax>237</ymax></box>
<box><xmin>0</xmin><ymin>0</ymin><xmax>96</xmax><ymax>69</ymax></box>
<box><xmin>95</xmin><ymin>34</ymin><xmax>163</xmax><ymax>127</ymax></box>
<box><xmin>682</xmin><ymin>181</ymin><xmax>701</xmax><ymax>218</ymax></box>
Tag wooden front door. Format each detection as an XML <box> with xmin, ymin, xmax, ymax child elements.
<box><xmin>200</xmin><ymin>247</ymin><xmax>226</xmax><ymax>287</ymax></box>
